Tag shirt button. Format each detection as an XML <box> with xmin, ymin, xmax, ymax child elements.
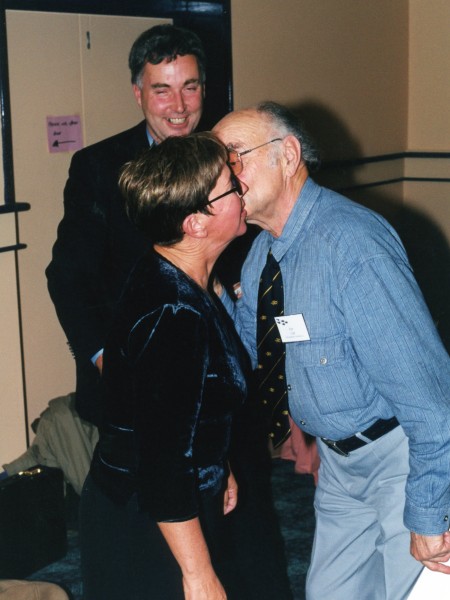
<box><xmin>287</xmin><ymin>384</ymin><xmax>292</xmax><ymax>391</ymax></box>
<box><xmin>444</xmin><ymin>515</ymin><xmax>449</xmax><ymax>522</ymax></box>
<box><xmin>320</xmin><ymin>357</ymin><xmax>328</xmax><ymax>365</ymax></box>
<box><xmin>300</xmin><ymin>420</ymin><xmax>306</xmax><ymax>426</ymax></box>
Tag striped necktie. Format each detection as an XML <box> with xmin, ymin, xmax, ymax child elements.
<box><xmin>256</xmin><ymin>250</ymin><xmax>291</xmax><ymax>448</ymax></box>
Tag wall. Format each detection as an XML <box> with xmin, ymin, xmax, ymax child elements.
<box><xmin>230</xmin><ymin>0</ymin><xmax>449</xmax><ymax>236</ymax></box>
<box><xmin>231</xmin><ymin>0</ymin><xmax>409</xmax><ymax>157</ymax></box>
<box><xmin>0</xmin><ymin>142</ymin><xmax>28</xmax><ymax>461</ymax></box>
<box><xmin>408</xmin><ymin>0</ymin><xmax>450</xmax><ymax>151</ymax></box>
<box><xmin>1</xmin><ymin>10</ymin><xmax>167</xmax><ymax>463</ymax></box>
<box><xmin>230</xmin><ymin>0</ymin><xmax>450</xmax><ymax>348</ymax></box>
<box><xmin>405</xmin><ymin>0</ymin><xmax>450</xmax><ymax>243</ymax></box>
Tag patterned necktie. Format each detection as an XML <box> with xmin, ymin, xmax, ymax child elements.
<box><xmin>256</xmin><ymin>250</ymin><xmax>291</xmax><ymax>448</ymax></box>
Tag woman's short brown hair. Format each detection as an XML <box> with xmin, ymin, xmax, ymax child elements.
<box><xmin>119</xmin><ymin>132</ymin><xmax>228</xmax><ymax>245</ymax></box>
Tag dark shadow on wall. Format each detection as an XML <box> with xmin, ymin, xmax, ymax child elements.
<box><xmin>289</xmin><ymin>100</ymin><xmax>363</xmax><ymax>164</ymax></box>
<box><xmin>288</xmin><ymin>101</ymin><xmax>450</xmax><ymax>353</ymax></box>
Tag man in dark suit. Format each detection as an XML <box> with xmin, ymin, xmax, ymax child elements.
<box><xmin>46</xmin><ymin>25</ymin><xmax>206</xmax><ymax>425</ymax></box>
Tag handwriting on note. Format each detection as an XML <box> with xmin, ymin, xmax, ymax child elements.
<box><xmin>47</xmin><ymin>115</ymin><xmax>83</xmax><ymax>153</ymax></box>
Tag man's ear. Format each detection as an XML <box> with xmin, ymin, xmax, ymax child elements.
<box><xmin>283</xmin><ymin>135</ymin><xmax>302</xmax><ymax>176</ymax></box>
<box><xmin>132</xmin><ymin>84</ymin><xmax>143</xmax><ymax>108</ymax></box>
<box><xmin>182</xmin><ymin>213</ymin><xmax>208</xmax><ymax>238</ymax></box>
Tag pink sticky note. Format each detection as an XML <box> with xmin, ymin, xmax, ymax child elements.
<box><xmin>47</xmin><ymin>115</ymin><xmax>83</xmax><ymax>153</ymax></box>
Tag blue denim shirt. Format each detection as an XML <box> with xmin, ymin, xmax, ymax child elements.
<box><xmin>223</xmin><ymin>177</ymin><xmax>450</xmax><ymax>535</ymax></box>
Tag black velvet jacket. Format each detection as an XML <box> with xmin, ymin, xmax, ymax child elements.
<box><xmin>90</xmin><ymin>250</ymin><xmax>248</xmax><ymax>522</ymax></box>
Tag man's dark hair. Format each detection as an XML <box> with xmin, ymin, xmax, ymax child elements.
<box><xmin>256</xmin><ymin>101</ymin><xmax>321</xmax><ymax>171</ymax></box>
<box><xmin>129</xmin><ymin>24</ymin><xmax>206</xmax><ymax>87</ymax></box>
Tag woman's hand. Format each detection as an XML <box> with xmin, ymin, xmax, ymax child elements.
<box><xmin>223</xmin><ymin>470</ymin><xmax>238</xmax><ymax>515</ymax></box>
<box><xmin>212</xmin><ymin>276</ymin><xmax>223</xmax><ymax>297</ymax></box>
<box><xmin>183</xmin><ymin>571</ymin><xmax>226</xmax><ymax>599</ymax></box>
<box><xmin>157</xmin><ymin>518</ymin><xmax>227</xmax><ymax>599</ymax></box>
<box><xmin>95</xmin><ymin>352</ymin><xmax>103</xmax><ymax>374</ymax></box>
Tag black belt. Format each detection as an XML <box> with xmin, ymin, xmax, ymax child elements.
<box><xmin>321</xmin><ymin>417</ymin><xmax>399</xmax><ymax>457</ymax></box>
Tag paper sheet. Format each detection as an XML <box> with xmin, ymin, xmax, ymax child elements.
<box><xmin>408</xmin><ymin>563</ymin><xmax>450</xmax><ymax>599</ymax></box>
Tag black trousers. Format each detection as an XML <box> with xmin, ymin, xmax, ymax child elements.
<box><xmin>80</xmin><ymin>475</ymin><xmax>236</xmax><ymax>600</ymax></box>
<box><xmin>227</xmin><ymin>394</ymin><xmax>293</xmax><ymax>600</ymax></box>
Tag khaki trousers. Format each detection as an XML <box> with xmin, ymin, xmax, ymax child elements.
<box><xmin>0</xmin><ymin>580</ymin><xmax>69</xmax><ymax>599</ymax></box>
<box><xmin>3</xmin><ymin>393</ymin><xmax>98</xmax><ymax>495</ymax></box>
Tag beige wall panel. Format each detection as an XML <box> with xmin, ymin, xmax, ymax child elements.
<box><xmin>317</xmin><ymin>157</ymin><xmax>404</xmax><ymax>195</ymax></box>
<box><xmin>408</xmin><ymin>0</ymin><xmax>450</xmax><ymax>150</ymax></box>
<box><xmin>0</xmin><ymin>108</ymin><xmax>26</xmax><ymax>462</ymax></box>
<box><xmin>6</xmin><ymin>11</ymin><xmax>171</xmax><ymax>430</ymax></box>
<box><xmin>0</xmin><ymin>212</ymin><xmax>17</xmax><ymax>247</ymax></box>
<box><xmin>404</xmin><ymin>157</ymin><xmax>450</xmax><ymax>181</ymax></box>
<box><xmin>403</xmin><ymin>180</ymin><xmax>450</xmax><ymax>246</ymax></box>
<box><xmin>0</xmin><ymin>246</ymin><xmax>27</xmax><ymax>463</ymax></box>
<box><xmin>231</xmin><ymin>0</ymin><xmax>408</xmax><ymax>160</ymax></box>
<box><xmin>7</xmin><ymin>10</ymin><xmax>81</xmax><ymax>427</ymax></box>
<box><xmin>404</xmin><ymin>157</ymin><xmax>450</xmax><ymax>247</ymax></box>
<box><xmin>0</xmin><ymin>119</ymin><xmax>3</xmax><ymax>202</ymax></box>
<box><xmin>347</xmin><ymin>181</ymin><xmax>405</xmax><ymax>223</ymax></box>
<box><xmin>79</xmin><ymin>15</ymin><xmax>170</xmax><ymax>145</ymax></box>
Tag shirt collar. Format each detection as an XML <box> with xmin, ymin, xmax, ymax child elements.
<box><xmin>146</xmin><ymin>129</ymin><xmax>155</xmax><ymax>146</ymax></box>
<box><xmin>270</xmin><ymin>177</ymin><xmax>321</xmax><ymax>263</ymax></box>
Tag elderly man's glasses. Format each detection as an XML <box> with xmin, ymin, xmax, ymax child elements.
<box><xmin>207</xmin><ymin>174</ymin><xmax>244</xmax><ymax>205</ymax></box>
<box><xmin>227</xmin><ymin>138</ymin><xmax>282</xmax><ymax>176</ymax></box>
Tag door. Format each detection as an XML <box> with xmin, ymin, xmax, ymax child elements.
<box><xmin>2</xmin><ymin>10</ymin><xmax>169</xmax><ymax>459</ymax></box>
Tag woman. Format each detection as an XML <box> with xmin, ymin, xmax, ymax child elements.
<box><xmin>80</xmin><ymin>132</ymin><xmax>249</xmax><ymax>600</ymax></box>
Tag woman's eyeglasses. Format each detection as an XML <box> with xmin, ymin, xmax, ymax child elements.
<box><xmin>227</xmin><ymin>138</ymin><xmax>282</xmax><ymax>176</ymax></box>
<box><xmin>207</xmin><ymin>174</ymin><xmax>244</xmax><ymax>205</ymax></box>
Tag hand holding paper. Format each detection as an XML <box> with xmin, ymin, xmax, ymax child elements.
<box><xmin>410</xmin><ymin>531</ymin><xmax>450</xmax><ymax>574</ymax></box>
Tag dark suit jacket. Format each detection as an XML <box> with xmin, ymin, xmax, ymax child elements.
<box><xmin>46</xmin><ymin>121</ymin><xmax>150</xmax><ymax>424</ymax></box>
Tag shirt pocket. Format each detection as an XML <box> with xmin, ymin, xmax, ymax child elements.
<box><xmin>289</xmin><ymin>335</ymin><xmax>375</xmax><ymax>415</ymax></box>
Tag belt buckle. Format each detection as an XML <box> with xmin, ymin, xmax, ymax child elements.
<box><xmin>321</xmin><ymin>438</ymin><xmax>349</xmax><ymax>457</ymax></box>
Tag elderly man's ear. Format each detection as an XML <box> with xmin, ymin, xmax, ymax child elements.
<box><xmin>282</xmin><ymin>135</ymin><xmax>302</xmax><ymax>176</ymax></box>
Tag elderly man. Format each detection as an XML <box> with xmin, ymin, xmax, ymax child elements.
<box><xmin>214</xmin><ymin>101</ymin><xmax>450</xmax><ymax>599</ymax></box>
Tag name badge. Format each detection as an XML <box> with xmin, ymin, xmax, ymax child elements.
<box><xmin>275</xmin><ymin>314</ymin><xmax>310</xmax><ymax>343</ymax></box>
